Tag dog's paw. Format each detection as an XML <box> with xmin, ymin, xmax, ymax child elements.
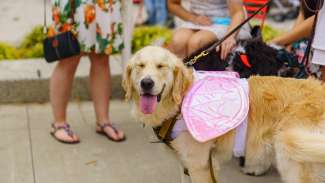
<box><xmin>241</xmin><ymin>165</ymin><xmax>270</xmax><ymax>176</ymax></box>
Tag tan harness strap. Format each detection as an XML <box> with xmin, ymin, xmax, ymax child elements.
<box><xmin>209</xmin><ymin>149</ymin><xmax>218</xmax><ymax>183</ymax></box>
<box><xmin>158</xmin><ymin>116</ymin><xmax>177</xmax><ymax>142</ymax></box>
<box><xmin>155</xmin><ymin>116</ymin><xmax>217</xmax><ymax>182</ymax></box>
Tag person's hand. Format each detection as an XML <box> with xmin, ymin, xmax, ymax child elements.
<box><xmin>217</xmin><ymin>36</ymin><xmax>236</xmax><ymax>60</ymax></box>
<box><xmin>285</xmin><ymin>45</ymin><xmax>292</xmax><ymax>52</ymax></box>
<box><xmin>191</xmin><ymin>15</ymin><xmax>212</xmax><ymax>26</ymax></box>
<box><xmin>268</xmin><ymin>38</ymin><xmax>284</xmax><ymax>47</ymax></box>
<box><xmin>268</xmin><ymin>39</ymin><xmax>278</xmax><ymax>45</ymax></box>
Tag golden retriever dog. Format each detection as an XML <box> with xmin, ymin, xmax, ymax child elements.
<box><xmin>123</xmin><ymin>46</ymin><xmax>325</xmax><ymax>183</ymax></box>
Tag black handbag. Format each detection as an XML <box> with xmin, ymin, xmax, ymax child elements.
<box><xmin>43</xmin><ymin>0</ymin><xmax>80</xmax><ymax>63</ymax></box>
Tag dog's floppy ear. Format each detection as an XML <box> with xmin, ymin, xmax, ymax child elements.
<box><xmin>172</xmin><ymin>63</ymin><xmax>193</xmax><ymax>105</ymax></box>
<box><xmin>122</xmin><ymin>63</ymin><xmax>133</xmax><ymax>101</ymax></box>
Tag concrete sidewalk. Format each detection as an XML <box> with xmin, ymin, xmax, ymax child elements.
<box><xmin>0</xmin><ymin>56</ymin><xmax>124</xmax><ymax>103</ymax></box>
<box><xmin>0</xmin><ymin>100</ymin><xmax>282</xmax><ymax>183</ymax></box>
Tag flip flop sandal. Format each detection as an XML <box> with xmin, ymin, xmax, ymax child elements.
<box><xmin>96</xmin><ymin>123</ymin><xmax>126</xmax><ymax>142</ymax></box>
<box><xmin>50</xmin><ymin>123</ymin><xmax>80</xmax><ymax>144</ymax></box>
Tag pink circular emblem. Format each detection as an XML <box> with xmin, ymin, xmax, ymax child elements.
<box><xmin>182</xmin><ymin>75</ymin><xmax>249</xmax><ymax>142</ymax></box>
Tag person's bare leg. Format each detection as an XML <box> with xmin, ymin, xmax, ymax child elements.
<box><xmin>89</xmin><ymin>53</ymin><xmax>124</xmax><ymax>141</ymax></box>
<box><xmin>169</xmin><ymin>28</ymin><xmax>195</xmax><ymax>58</ymax></box>
<box><xmin>50</xmin><ymin>55</ymin><xmax>81</xmax><ymax>142</ymax></box>
<box><xmin>187</xmin><ymin>30</ymin><xmax>218</xmax><ymax>56</ymax></box>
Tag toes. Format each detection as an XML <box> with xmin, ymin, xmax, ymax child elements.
<box><xmin>104</xmin><ymin>127</ymin><xmax>119</xmax><ymax>140</ymax></box>
<box><xmin>54</xmin><ymin>130</ymin><xmax>79</xmax><ymax>143</ymax></box>
<box><xmin>97</xmin><ymin>123</ymin><xmax>125</xmax><ymax>141</ymax></box>
<box><xmin>117</xmin><ymin>130</ymin><xmax>125</xmax><ymax>140</ymax></box>
<box><xmin>72</xmin><ymin>134</ymin><xmax>80</xmax><ymax>142</ymax></box>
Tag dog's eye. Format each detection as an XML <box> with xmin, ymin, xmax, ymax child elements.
<box><xmin>156</xmin><ymin>64</ymin><xmax>165</xmax><ymax>69</ymax></box>
<box><xmin>137</xmin><ymin>63</ymin><xmax>145</xmax><ymax>68</ymax></box>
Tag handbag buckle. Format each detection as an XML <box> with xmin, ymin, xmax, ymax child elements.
<box><xmin>52</xmin><ymin>39</ymin><xmax>59</xmax><ymax>48</ymax></box>
<box><xmin>71</xmin><ymin>29</ymin><xmax>78</xmax><ymax>36</ymax></box>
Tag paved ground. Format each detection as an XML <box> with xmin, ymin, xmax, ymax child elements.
<box><xmin>1</xmin><ymin>2</ymin><xmax>285</xmax><ymax>181</ymax></box>
<box><xmin>0</xmin><ymin>100</ymin><xmax>282</xmax><ymax>183</ymax></box>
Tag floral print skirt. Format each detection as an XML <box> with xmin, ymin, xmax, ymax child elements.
<box><xmin>49</xmin><ymin>0</ymin><xmax>124</xmax><ymax>55</ymax></box>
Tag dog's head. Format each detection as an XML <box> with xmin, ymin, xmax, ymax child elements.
<box><xmin>122</xmin><ymin>46</ymin><xmax>193</xmax><ymax>125</ymax></box>
<box><xmin>275</xmin><ymin>48</ymin><xmax>308</xmax><ymax>78</ymax></box>
<box><xmin>227</xmin><ymin>39</ymin><xmax>307</xmax><ymax>78</ymax></box>
<box><xmin>226</xmin><ymin>39</ymin><xmax>284</xmax><ymax>78</ymax></box>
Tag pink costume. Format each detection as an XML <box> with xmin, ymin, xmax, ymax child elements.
<box><xmin>171</xmin><ymin>71</ymin><xmax>249</xmax><ymax>157</ymax></box>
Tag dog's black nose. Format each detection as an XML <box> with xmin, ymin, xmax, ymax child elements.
<box><xmin>141</xmin><ymin>78</ymin><xmax>154</xmax><ymax>91</ymax></box>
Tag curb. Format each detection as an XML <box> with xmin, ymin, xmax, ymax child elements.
<box><xmin>0</xmin><ymin>57</ymin><xmax>125</xmax><ymax>103</ymax></box>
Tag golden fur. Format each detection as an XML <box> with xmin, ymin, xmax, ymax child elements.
<box><xmin>123</xmin><ymin>46</ymin><xmax>325</xmax><ymax>183</ymax></box>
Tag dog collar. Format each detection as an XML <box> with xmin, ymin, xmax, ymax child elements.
<box><xmin>240</xmin><ymin>54</ymin><xmax>252</xmax><ymax>68</ymax></box>
<box><xmin>152</xmin><ymin>113</ymin><xmax>178</xmax><ymax>145</ymax></box>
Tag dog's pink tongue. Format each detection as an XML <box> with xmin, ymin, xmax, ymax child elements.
<box><xmin>139</xmin><ymin>95</ymin><xmax>158</xmax><ymax>114</ymax></box>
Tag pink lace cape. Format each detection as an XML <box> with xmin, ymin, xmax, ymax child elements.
<box><xmin>181</xmin><ymin>71</ymin><xmax>249</xmax><ymax>142</ymax></box>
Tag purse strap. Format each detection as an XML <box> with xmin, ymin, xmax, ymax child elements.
<box><xmin>43</xmin><ymin>0</ymin><xmax>76</xmax><ymax>35</ymax></box>
<box><xmin>43</xmin><ymin>0</ymin><xmax>47</xmax><ymax>34</ymax></box>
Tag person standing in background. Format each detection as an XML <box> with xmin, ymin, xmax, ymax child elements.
<box><xmin>270</xmin><ymin>0</ymin><xmax>316</xmax><ymax>47</ymax></box>
<box><xmin>312</xmin><ymin>0</ymin><xmax>325</xmax><ymax>80</ymax></box>
<box><xmin>48</xmin><ymin>0</ymin><xmax>125</xmax><ymax>144</ymax></box>
<box><xmin>270</xmin><ymin>0</ymin><xmax>321</xmax><ymax>78</ymax></box>
<box><xmin>144</xmin><ymin>0</ymin><xmax>168</xmax><ymax>25</ymax></box>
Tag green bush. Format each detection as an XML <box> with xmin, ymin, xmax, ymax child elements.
<box><xmin>132</xmin><ymin>26</ymin><xmax>172</xmax><ymax>53</ymax></box>
<box><xmin>18</xmin><ymin>26</ymin><xmax>45</xmax><ymax>59</ymax></box>
<box><xmin>0</xmin><ymin>26</ymin><xmax>45</xmax><ymax>60</ymax></box>
<box><xmin>1</xmin><ymin>25</ymin><xmax>174</xmax><ymax>60</ymax></box>
<box><xmin>262</xmin><ymin>24</ymin><xmax>282</xmax><ymax>42</ymax></box>
<box><xmin>20</xmin><ymin>26</ymin><xmax>45</xmax><ymax>50</ymax></box>
<box><xmin>0</xmin><ymin>43</ymin><xmax>20</xmax><ymax>60</ymax></box>
<box><xmin>19</xmin><ymin>43</ymin><xmax>44</xmax><ymax>59</ymax></box>
<box><xmin>0</xmin><ymin>24</ymin><xmax>282</xmax><ymax>61</ymax></box>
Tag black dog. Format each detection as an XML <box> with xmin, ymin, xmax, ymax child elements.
<box><xmin>184</xmin><ymin>38</ymin><xmax>307</xmax><ymax>78</ymax></box>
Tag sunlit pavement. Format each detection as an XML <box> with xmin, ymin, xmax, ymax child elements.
<box><xmin>0</xmin><ymin>101</ymin><xmax>282</xmax><ymax>183</ymax></box>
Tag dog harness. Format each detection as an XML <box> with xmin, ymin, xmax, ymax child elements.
<box><xmin>155</xmin><ymin>71</ymin><xmax>249</xmax><ymax>157</ymax></box>
<box><xmin>173</xmin><ymin>71</ymin><xmax>249</xmax><ymax>157</ymax></box>
<box><xmin>239</xmin><ymin>54</ymin><xmax>252</xmax><ymax>68</ymax></box>
<box><xmin>152</xmin><ymin>71</ymin><xmax>249</xmax><ymax>183</ymax></box>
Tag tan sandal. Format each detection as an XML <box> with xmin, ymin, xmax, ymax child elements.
<box><xmin>50</xmin><ymin>123</ymin><xmax>80</xmax><ymax>144</ymax></box>
<box><xmin>96</xmin><ymin>123</ymin><xmax>126</xmax><ymax>142</ymax></box>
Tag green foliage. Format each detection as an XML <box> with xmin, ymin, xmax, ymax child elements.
<box><xmin>0</xmin><ymin>26</ymin><xmax>45</xmax><ymax>60</ymax></box>
<box><xmin>18</xmin><ymin>26</ymin><xmax>45</xmax><ymax>59</ymax></box>
<box><xmin>18</xmin><ymin>43</ymin><xmax>44</xmax><ymax>59</ymax></box>
<box><xmin>0</xmin><ymin>24</ymin><xmax>282</xmax><ymax>61</ymax></box>
<box><xmin>262</xmin><ymin>24</ymin><xmax>282</xmax><ymax>42</ymax></box>
<box><xmin>132</xmin><ymin>26</ymin><xmax>172</xmax><ymax>53</ymax></box>
<box><xmin>20</xmin><ymin>26</ymin><xmax>45</xmax><ymax>49</ymax></box>
<box><xmin>0</xmin><ymin>43</ymin><xmax>19</xmax><ymax>60</ymax></box>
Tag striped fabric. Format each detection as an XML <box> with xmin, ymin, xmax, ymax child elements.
<box><xmin>189</xmin><ymin>0</ymin><xmax>230</xmax><ymax>18</ymax></box>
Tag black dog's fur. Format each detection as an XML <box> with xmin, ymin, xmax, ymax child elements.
<box><xmin>229</xmin><ymin>39</ymin><xmax>282</xmax><ymax>78</ymax></box>
<box><xmin>184</xmin><ymin>38</ymin><xmax>303</xmax><ymax>78</ymax></box>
